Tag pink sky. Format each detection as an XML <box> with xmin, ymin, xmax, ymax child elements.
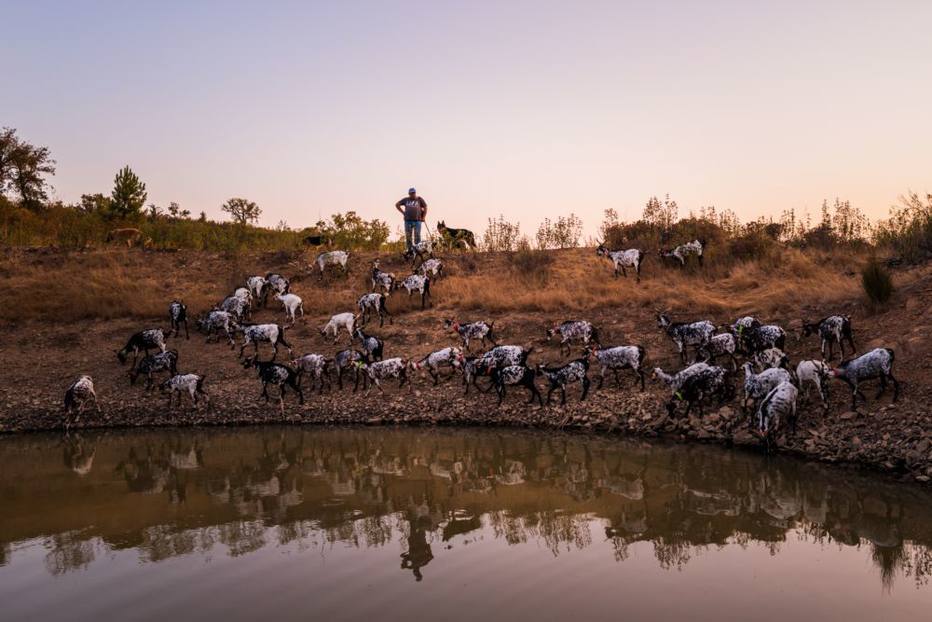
<box><xmin>4</xmin><ymin>1</ymin><xmax>930</xmax><ymax>236</ymax></box>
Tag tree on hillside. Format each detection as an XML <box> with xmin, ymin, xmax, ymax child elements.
<box><xmin>314</xmin><ymin>211</ymin><xmax>390</xmax><ymax>249</ymax></box>
<box><xmin>0</xmin><ymin>128</ymin><xmax>16</xmax><ymax>194</ymax></box>
<box><xmin>78</xmin><ymin>193</ymin><xmax>111</xmax><ymax>214</ymax></box>
<box><xmin>643</xmin><ymin>194</ymin><xmax>678</xmax><ymax>231</ymax></box>
<box><xmin>0</xmin><ymin>127</ymin><xmax>56</xmax><ymax>209</ymax></box>
<box><xmin>109</xmin><ymin>166</ymin><xmax>147</xmax><ymax>218</ymax></box>
<box><xmin>221</xmin><ymin>197</ymin><xmax>261</xmax><ymax>225</ymax></box>
<box><xmin>167</xmin><ymin>201</ymin><xmax>190</xmax><ymax>219</ymax></box>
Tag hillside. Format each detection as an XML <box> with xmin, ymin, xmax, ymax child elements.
<box><xmin>0</xmin><ymin>245</ymin><xmax>930</xmax><ymax>481</ymax></box>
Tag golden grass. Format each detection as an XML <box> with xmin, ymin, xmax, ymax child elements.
<box><xmin>0</xmin><ymin>245</ymin><xmax>871</xmax><ymax>323</ymax></box>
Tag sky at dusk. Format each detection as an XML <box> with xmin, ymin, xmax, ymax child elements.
<box><xmin>3</xmin><ymin>0</ymin><xmax>931</xmax><ymax>235</ymax></box>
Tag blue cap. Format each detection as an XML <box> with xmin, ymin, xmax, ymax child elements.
<box><xmin>408</xmin><ymin>187</ymin><xmax>416</xmax><ymax>194</ymax></box>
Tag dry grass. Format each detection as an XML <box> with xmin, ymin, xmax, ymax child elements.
<box><xmin>0</xmin><ymin>245</ymin><xmax>875</xmax><ymax>323</ymax></box>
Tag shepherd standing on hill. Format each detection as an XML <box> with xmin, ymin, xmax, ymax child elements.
<box><xmin>395</xmin><ymin>187</ymin><xmax>428</xmax><ymax>252</ymax></box>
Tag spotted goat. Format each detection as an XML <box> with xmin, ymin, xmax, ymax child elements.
<box><xmin>536</xmin><ymin>356</ymin><xmax>591</xmax><ymax>406</ymax></box>
<box><xmin>411</xmin><ymin>346</ymin><xmax>464</xmax><ymax>385</ymax></box>
<box><xmin>656</xmin><ymin>313</ymin><xmax>715</xmax><ymax>364</ymax></box>
<box><xmin>595</xmin><ymin>244</ymin><xmax>646</xmax><ymax>282</ymax></box>
<box><xmin>116</xmin><ymin>329</ymin><xmax>167</xmax><ymax>369</ymax></box>
<box><xmin>160</xmin><ymin>373</ymin><xmax>209</xmax><ymax>410</ymax></box>
<box><xmin>353</xmin><ymin>327</ymin><xmax>384</xmax><ymax>361</ymax></box>
<box><xmin>357</xmin><ymin>292</ymin><xmax>392</xmax><ymax>327</ymax></box>
<box><xmin>741</xmin><ymin>362</ymin><xmax>792</xmax><ymax>413</ymax></box>
<box><xmin>130</xmin><ymin>349</ymin><xmax>179</xmax><ymax>389</ymax></box>
<box><xmin>370</xmin><ymin>260</ymin><xmax>397</xmax><ymax>295</ymax></box>
<box><xmin>243</xmin><ymin>356</ymin><xmax>304</xmax><ymax>412</ymax></box>
<box><xmin>334</xmin><ymin>349</ymin><xmax>369</xmax><ymax>391</ymax></box>
<box><xmin>659</xmin><ymin>239</ymin><xmax>705</xmax><ymax>267</ymax></box>
<box><xmin>197</xmin><ymin>310</ymin><xmax>239</xmax><ymax>346</ymax></box>
<box><xmin>654</xmin><ymin>363</ymin><xmax>732</xmax><ymax>417</ymax></box>
<box><xmin>403</xmin><ymin>240</ymin><xmax>433</xmax><ymax>267</ymax></box>
<box><xmin>444</xmin><ymin>318</ymin><xmax>497</xmax><ymax>351</ymax></box>
<box><xmin>399</xmin><ymin>274</ymin><xmax>431</xmax><ymax>308</ymax></box>
<box><xmin>238</xmin><ymin>323</ymin><xmax>293</xmax><ymax>360</ymax></box>
<box><xmin>168</xmin><ymin>301</ymin><xmax>189</xmax><ymax>339</ymax></box>
<box><xmin>64</xmin><ymin>375</ymin><xmax>100</xmax><ymax>417</ymax></box>
<box><xmin>753</xmin><ymin>348</ymin><xmax>791</xmax><ymax>372</ymax></box>
<box><xmin>739</xmin><ymin>323</ymin><xmax>787</xmax><ymax>356</ymax></box>
<box><xmin>217</xmin><ymin>294</ymin><xmax>250</xmax><ymax>323</ymax></box>
<box><xmin>830</xmin><ymin>347</ymin><xmax>899</xmax><ymax>409</ymax></box>
<box><xmin>546</xmin><ymin>320</ymin><xmax>600</xmax><ymax>357</ymax></box>
<box><xmin>417</xmin><ymin>257</ymin><xmax>444</xmax><ymax>280</ymax></box>
<box><xmin>361</xmin><ymin>357</ymin><xmax>409</xmax><ymax>392</ymax></box>
<box><xmin>801</xmin><ymin>315</ymin><xmax>855</xmax><ymax>361</ymax></box>
<box><xmin>265</xmin><ymin>273</ymin><xmax>290</xmax><ymax>296</ymax></box>
<box><xmin>463</xmin><ymin>345</ymin><xmax>530</xmax><ymax>394</ymax></box>
<box><xmin>246</xmin><ymin>275</ymin><xmax>269</xmax><ymax>306</ymax></box>
<box><xmin>698</xmin><ymin>333</ymin><xmax>739</xmax><ymax>370</ymax></box>
<box><xmin>796</xmin><ymin>359</ymin><xmax>830</xmax><ymax>413</ymax></box>
<box><xmin>589</xmin><ymin>344</ymin><xmax>646</xmax><ymax>390</ymax></box>
<box><xmin>490</xmin><ymin>364</ymin><xmax>542</xmax><ymax>406</ymax></box>
<box><xmin>754</xmin><ymin>381</ymin><xmax>799</xmax><ymax>452</ymax></box>
<box><xmin>291</xmin><ymin>353</ymin><xmax>333</xmax><ymax>394</ymax></box>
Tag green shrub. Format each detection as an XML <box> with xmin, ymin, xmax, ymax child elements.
<box><xmin>861</xmin><ymin>260</ymin><xmax>894</xmax><ymax>305</ymax></box>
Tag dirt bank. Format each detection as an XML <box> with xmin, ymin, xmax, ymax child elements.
<box><xmin>1</xmin><ymin>248</ymin><xmax>930</xmax><ymax>483</ymax></box>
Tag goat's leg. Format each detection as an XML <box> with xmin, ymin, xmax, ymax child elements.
<box><xmin>532</xmin><ymin>384</ymin><xmax>543</xmax><ymax>406</ymax></box>
<box><xmin>261</xmin><ymin>383</ymin><xmax>270</xmax><ymax>403</ymax></box>
<box><xmin>621</xmin><ymin>266</ymin><xmax>627</xmax><ymax>278</ymax></box>
<box><xmin>430</xmin><ymin>369</ymin><xmax>439</xmax><ymax>386</ymax></box>
<box><xmin>295</xmin><ymin>382</ymin><xmax>305</xmax><ymax>404</ymax></box>
<box><xmin>637</xmin><ymin>369</ymin><xmax>645</xmax><ymax>391</ymax></box>
<box><xmin>875</xmin><ymin>375</ymin><xmax>888</xmax><ymax>399</ymax></box>
<box><xmin>560</xmin><ymin>386</ymin><xmax>567</xmax><ymax>406</ymax></box>
<box><xmin>890</xmin><ymin>373</ymin><xmax>900</xmax><ymax>402</ymax></box>
<box><xmin>580</xmin><ymin>377</ymin><xmax>590</xmax><ymax>401</ymax></box>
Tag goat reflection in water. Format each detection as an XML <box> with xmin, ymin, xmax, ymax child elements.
<box><xmin>3</xmin><ymin>427</ymin><xmax>932</xmax><ymax>593</ymax></box>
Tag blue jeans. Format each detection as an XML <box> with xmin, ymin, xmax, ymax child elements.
<box><xmin>404</xmin><ymin>220</ymin><xmax>421</xmax><ymax>251</ymax></box>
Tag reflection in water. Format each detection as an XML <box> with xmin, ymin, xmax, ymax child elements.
<box><xmin>3</xmin><ymin>427</ymin><xmax>932</xmax><ymax>593</ymax></box>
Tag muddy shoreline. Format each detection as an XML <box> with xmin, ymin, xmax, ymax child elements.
<box><xmin>4</xmin><ymin>387</ymin><xmax>931</xmax><ymax>485</ymax></box>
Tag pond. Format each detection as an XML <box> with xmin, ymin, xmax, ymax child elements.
<box><xmin>2</xmin><ymin>426</ymin><xmax>932</xmax><ymax>621</ymax></box>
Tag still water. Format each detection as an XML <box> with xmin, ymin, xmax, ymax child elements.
<box><xmin>2</xmin><ymin>426</ymin><xmax>932</xmax><ymax>621</ymax></box>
